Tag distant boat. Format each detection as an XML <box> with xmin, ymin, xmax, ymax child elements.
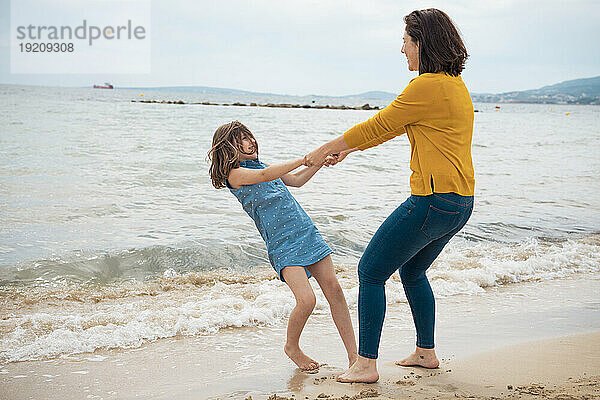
<box><xmin>93</xmin><ymin>83</ymin><xmax>114</xmax><ymax>89</ymax></box>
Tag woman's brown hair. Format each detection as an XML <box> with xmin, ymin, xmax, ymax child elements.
<box><xmin>404</xmin><ymin>8</ymin><xmax>468</xmax><ymax>77</ymax></box>
<box><xmin>207</xmin><ymin>121</ymin><xmax>258</xmax><ymax>189</ymax></box>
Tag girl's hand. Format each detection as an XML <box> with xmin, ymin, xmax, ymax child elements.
<box><xmin>305</xmin><ymin>148</ymin><xmax>329</xmax><ymax>167</ymax></box>
<box><xmin>302</xmin><ymin>154</ymin><xmax>311</xmax><ymax>167</ymax></box>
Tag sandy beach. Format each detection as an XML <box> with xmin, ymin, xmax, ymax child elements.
<box><xmin>1</xmin><ymin>276</ymin><xmax>599</xmax><ymax>400</ymax></box>
<box><xmin>273</xmin><ymin>332</ymin><xmax>600</xmax><ymax>400</ymax></box>
<box><xmin>2</xmin><ymin>331</ymin><xmax>598</xmax><ymax>400</ymax></box>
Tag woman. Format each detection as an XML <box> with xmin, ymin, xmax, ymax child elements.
<box><xmin>305</xmin><ymin>8</ymin><xmax>475</xmax><ymax>383</ymax></box>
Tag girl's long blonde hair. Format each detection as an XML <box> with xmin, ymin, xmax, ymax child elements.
<box><xmin>207</xmin><ymin>121</ymin><xmax>258</xmax><ymax>189</ymax></box>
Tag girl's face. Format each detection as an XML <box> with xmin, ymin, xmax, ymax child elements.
<box><xmin>238</xmin><ymin>133</ymin><xmax>257</xmax><ymax>160</ymax></box>
<box><xmin>401</xmin><ymin>29</ymin><xmax>419</xmax><ymax>72</ymax></box>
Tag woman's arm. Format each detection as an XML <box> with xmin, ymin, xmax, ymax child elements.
<box><xmin>228</xmin><ymin>158</ymin><xmax>304</xmax><ymax>189</ymax></box>
<box><xmin>305</xmin><ymin>135</ymin><xmax>350</xmax><ymax>167</ymax></box>
<box><xmin>305</xmin><ymin>77</ymin><xmax>428</xmax><ymax>166</ymax></box>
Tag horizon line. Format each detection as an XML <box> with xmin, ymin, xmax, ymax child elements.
<box><xmin>1</xmin><ymin>73</ymin><xmax>598</xmax><ymax>97</ymax></box>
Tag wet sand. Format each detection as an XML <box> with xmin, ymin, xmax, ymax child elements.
<box><xmin>1</xmin><ymin>276</ymin><xmax>599</xmax><ymax>399</ymax></box>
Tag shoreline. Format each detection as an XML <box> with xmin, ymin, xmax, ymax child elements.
<box><xmin>1</xmin><ymin>275</ymin><xmax>599</xmax><ymax>399</ymax></box>
<box><xmin>2</xmin><ymin>332</ymin><xmax>598</xmax><ymax>400</ymax></box>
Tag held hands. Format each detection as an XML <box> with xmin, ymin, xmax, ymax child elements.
<box><xmin>304</xmin><ymin>148</ymin><xmax>328</xmax><ymax>167</ymax></box>
<box><xmin>303</xmin><ymin>148</ymin><xmax>356</xmax><ymax>167</ymax></box>
<box><xmin>302</xmin><ymin>153</ymin><xmax>339</xmax><ymax>167</ymax></box>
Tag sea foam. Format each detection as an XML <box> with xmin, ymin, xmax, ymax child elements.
<box><xmin>1</xmin><ymin>234</ymin><xmax>598</xmax><ymax>362</ymax></box>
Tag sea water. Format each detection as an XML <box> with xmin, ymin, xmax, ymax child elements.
<box><xmin>1</xmin><ymin>84</ymin><xmax>599</xmax><ymax>363</ymax></box>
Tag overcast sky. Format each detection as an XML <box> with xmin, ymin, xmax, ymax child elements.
<box><xmin>1</xmin><ymin>0</ymin><xmax>599</xmax><ymax>95</ymax></box>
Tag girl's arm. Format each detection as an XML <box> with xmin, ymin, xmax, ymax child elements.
<box><xmin>228</xmin><ymin>157</ymin><xmax>304</xmax><ymax>189</ymax></box>
<box><xmin>282</xmin><ymin>155</ymin><xmax>339</xmax><ymax>187</ymax></box>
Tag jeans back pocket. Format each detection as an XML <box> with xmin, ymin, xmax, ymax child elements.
<box><xmin>420</xmin><ymin>205</ymin><xmax>460</xmax><ymax>240</ymax></box>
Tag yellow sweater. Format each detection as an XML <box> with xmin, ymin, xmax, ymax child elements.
<box><xmin>344</xmin><ymin>72</ymin><xmax>475</xmax><ymax>196</ymax></box>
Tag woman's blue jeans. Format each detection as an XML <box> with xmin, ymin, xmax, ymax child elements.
<box><xmin>358</xmin><ymin>192</ymin><xmax>473</xmax><ymax>359</ymax></box>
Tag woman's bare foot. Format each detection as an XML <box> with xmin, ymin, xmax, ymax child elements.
<box><xmin>284</xmin><ymin>344</ymin><xmax>319</xmax><ymax>371</ymax></box>
<box><xmin>337</xmin><ymin>355</ymin><xmax>379</xmax><ymax>383</ymax></box>
<box><xmin>395</xmin><ymin>347</ymin><xmax>440</xmax><ymax>369</ymax></box>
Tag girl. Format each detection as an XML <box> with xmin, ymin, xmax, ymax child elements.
<box><xmin>208</xmin><ymin>121</ymin><xmax>357</xmax><ymax>371</ymax></box>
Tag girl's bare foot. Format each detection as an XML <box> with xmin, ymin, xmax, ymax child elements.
<box><xmin>395</xmin><ymin>347</ymin><xmax>440</xmax><ymax>369</ymax></box>
<box><xmin>284</xmin><ymin>344</ymin><xmax>319</xmax><ymax>371</ymax></box>
<box><xmin>337</xmin><ymin>355</ymin><xmax>379</xmax><ymax>383</ymax></box>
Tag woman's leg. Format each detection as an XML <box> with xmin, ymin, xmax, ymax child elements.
<box><xmin>338</xmin><ymin>197</ymin><xmax>431</xmax><ymax>382</ymax></box>
<box><xmin>308</xmin><ymin>255</ymin><xmax>358</xmax><ymax>367</ymax></box>
<box><xmin>395</xmin><ymin>234</ymin><xmax>454</xmax><ymax>369</ymax></box>
<box><xmin>339</xmin><ymin>194</ymin><xmax>472</xmax><ymax>382</ymax></box>
<box><xmin>281</xmin><ymin>266</ymin><xmax>319</xmax><ymax>370</ymax></box>
<box><xmin>397</xmin><ymin>198</ymin><xmax>473</xmax><ymax>368</ymax></box>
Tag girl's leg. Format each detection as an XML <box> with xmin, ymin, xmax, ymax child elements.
<box><xmin>281</xmin><ymin>266</ymin><xmax>319</xmax><ymax>370</ymax></box>
<box><xmin>308</xmin><ymin>255</ymin><xmax>358</xmax><ymax>367</ymax></box>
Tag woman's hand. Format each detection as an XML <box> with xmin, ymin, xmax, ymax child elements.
<box><xmin>324</xmin><ymin>148</ymin><xmax>358</xmax><ymax>166</ymax></box>
<box><xmin>323</xmin><ymin>155</ymin><xmax>338</xmax><ymax>166</ymax></box>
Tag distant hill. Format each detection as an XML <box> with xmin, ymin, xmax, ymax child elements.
<box><xmin>129</xmin><ymin>86</ymin><xmax>398</xmax><ymax>101</ymax></box>
<box><xmin>342</xmin><ymin>91</ymin><xmax>398</xmax><ymax>100</ymax></box>
<box><xmin>471</xmin><ymin>76</ymin><xmax>600</xmax><ymax>105</ymax></box>
<box><xmin>126</xmin><ymin>75</ymin><xmax>600</xmax><ymax>105</ymax></box>
<box><xmin>130</xmin><ymin>86</ymin><xmax>262</xmax><ymax>96</ymax></box>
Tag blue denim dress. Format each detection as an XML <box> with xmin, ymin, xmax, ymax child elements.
<box><xmin>227</xmin><ymin>158</ymin><xmax>332</xmax><ymax>282</ymax></box>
